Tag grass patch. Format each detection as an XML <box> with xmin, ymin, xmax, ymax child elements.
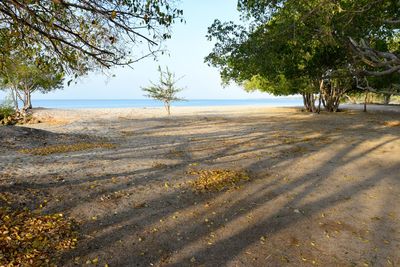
<box><xmin>0</xmin><ymin>207</ymin><xmax>78</xmax><ymax>266</ymax></box>
<box><xmin>19</xmin><ymin>142</ymin><xmax>116</xmax><ymax>155</ymax></box>
<box><xmin>188</xmin><ymin>169</ymin><xmax>250</xmax><ymax>192</ymax></box>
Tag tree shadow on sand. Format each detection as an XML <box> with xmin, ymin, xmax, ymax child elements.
<box><xmin>1</xmin><ymin>109</ymin><xmax>399</xmax><ymax>266</ymax></box>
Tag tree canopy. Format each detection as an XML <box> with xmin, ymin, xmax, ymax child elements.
<box><xmin>0</xmin><ymin>49</ymin><xmax>64</xmax><ymax>110</ymax></box>
<box><xmin>206</xmin><ymin>0</ymin><xmax>400</xmax><ymax>112</ymax></box>
<box><xmin>0</xmin><ymin>0</ymin><xmax>184</xmax><ymax>74</ymax></box>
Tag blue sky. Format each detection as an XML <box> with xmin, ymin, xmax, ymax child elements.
<box><xmin>1</xmin><ymin>1</ymin><xmax>271</xmax><ymax>100</ymax></box>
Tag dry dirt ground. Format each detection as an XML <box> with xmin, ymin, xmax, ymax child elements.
<box><xmin>0</xmin><ymin>106</ymin><xmax>399</xmax><ymax>266</ymax></box>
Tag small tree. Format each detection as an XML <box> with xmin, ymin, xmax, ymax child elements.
<box><xmin>142</xmin><ymin>67</ymin><xmax>185</xmax><ymax>115</ymax></box>
<box><xmin>0</xmin><ymin>57</ymin><xmax>64</xmax><ymax>111</ymax></box>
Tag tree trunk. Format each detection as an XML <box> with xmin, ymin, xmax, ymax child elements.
<box><xmin>364</xmin><ymin>92</ymin><xmax>368</xmax><ymax>112</ymax></box>
<box><xmin>302</xmin><ymin>92</ymin><xmax>316</xmax><ymax>112</ymax></box>
<box><xmin>320</xmin><ymin>82</ymin><xmax>344</xmax><ymax>112</ymax></box>
<box><xmin>317</xmin><ymin>80</ymin><xmax>324</xmax><ymax>113</ymax></box>
<box><xmin>26</xmin><ymin>91</ymin><xmax>32</xmax><ymax>109</ymax></box>
<box><xmin>21</xmin><ymin>88</ymin><xmax>33</xmax><ymax>110</ymax></box>
<box><xmin>15</xmin><ymin>88</ymin><xmax>25</xmax><ymax>111</ymax></box>
<box><xmin>383</xmin><ymin>94</ymin><xmax>391</xmax><ymax>105</ymax></box>
<box><xmin>10</xmin><ymin>88</ymin><xmax>19</xmax><ymax>110</ymax></box>
<box><xmin>343</xmin><ymin>94</ymin><xmax>356</xmax><ymax>104</ymax></box>
<box><xmin>164</xmin><ymin>102</ymin><xmax>171</xmax><ymax>115</ymax></box>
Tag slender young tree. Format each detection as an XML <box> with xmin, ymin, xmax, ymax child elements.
<box><xmin>142</xmin><ymin>66</ymin><xmax>185</xmax><ymax>115</ymax></box>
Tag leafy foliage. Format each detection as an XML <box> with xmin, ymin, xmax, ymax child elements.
<box><xmin>0</xmin><ymin>1</ymin><xmax>184</xmax><ymax>74</ymax></box>
<box><xmin>0</xmin><ymin>56</ymin><xmax>64</xmax><ymax>110</ymax></box>
<box><xmin>142</xmin><ymin>66</ymin><xmax>185</xmax><ymax>115</ymax></box>
<box><xmin>206</xmin><ymin>0</ymin><xmax>400</xmax><ymax>112</ymax></box>
<box><xmin>0</xmin><ymin>97</ymin><xmax>14</xmax><ymax>121</ymax></box>
<box><xmin>0</xmin><ymin>106</ymin><xmax>14</xmax><ymax>121</ymax></box>
<box><xmin>0</xmin><ymin>35</ymin><xmax>65</xmax><ymax>110</ymax></box>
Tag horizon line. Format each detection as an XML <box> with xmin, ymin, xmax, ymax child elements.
<box><xmin>24</xmin><ymin>97</ymin><xmax>302</xmax><ymax>101</ymax></box>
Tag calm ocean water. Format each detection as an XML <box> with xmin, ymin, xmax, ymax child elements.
<box><xmin>1</xmin><ymin>98</ymin><xmax>303</xmax><ymax>109</ymax></box>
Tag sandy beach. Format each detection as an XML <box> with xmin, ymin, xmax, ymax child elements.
<box><xmin>1</xmin><ymin>105</ymin><xmax>399</xmax><ymax>266</ymax></box>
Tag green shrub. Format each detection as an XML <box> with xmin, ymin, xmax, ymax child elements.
<box><xmin>0</xmin><ymin>106</ymin><xmax>15</xmax><ymax>120</ymax></box>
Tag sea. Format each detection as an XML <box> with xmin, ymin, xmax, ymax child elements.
<box><xmin>6</xmin><ymin>98</ymin><xmax>303</xmax><ymax>109</ymax></box>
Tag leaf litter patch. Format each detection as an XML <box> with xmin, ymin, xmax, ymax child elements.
<box><xmin>383</xmin><ymin>120</ymin><xmax>400</xmax><ymax>127</ymax></box>
<box><xmin>19</xmin><ymin>142</ymin><xmax>116</xmax><ymax>156</ymax></box>
<box><xmin>187</xmin><ymin>168</ymin><xmax>251</xmax><ymax>192</ymax></box>
<box><xmin>0</xmin><ymin>207</ymin><xmax>78</xmax><ymax>266</ymax></box>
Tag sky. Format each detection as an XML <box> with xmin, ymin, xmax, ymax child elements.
<box><xmin>1</xmin><ymin>1</ymin><xmax>271</xmax><ymax>100</ymax></box>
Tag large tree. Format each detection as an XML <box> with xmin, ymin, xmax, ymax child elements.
<box><xmin>206</xmin><ymin>0</ymin><xmax>399</xmax><ymax>112</ymax></box>
<box><xmin>0</xmin><ymin>1</ymin><xmax>183</xmax><ymax>74</ymax></box>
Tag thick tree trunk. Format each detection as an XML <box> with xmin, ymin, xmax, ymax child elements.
<box><xmin>26</xmin><ymin>91</ymin><xmax>32</xmax><ymax>109</ymax></box>
<box><xmin>364</xmin><ymin>92</ymin><xmax>368</xmax><ymax>112</ymax></box>
<box><xmin>21</xmin><ymin>88</ymin><xmax>33</xmax><ymax>110</ymax></box>
<box><xmin>320</xmin><ymin>82</ymin><xmax>344</xmax><ymax>112</ymax></box>
<box><xmin>302</xmin><ymin>92</ymin><xmax>317</xmax><ymax>112</ymax></box>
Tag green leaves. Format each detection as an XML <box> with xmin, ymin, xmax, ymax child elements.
<box><xmin>0</xmin><ymin>51</ymin><xmax>64</xmax><ymax>109</ymax></box>
<box><xmin>142</xmin><ymin>66</ymin><xmax>185</xmax><ymax>115</ymax></box>
<box><xmin>206</xmin><ymin>0</ymin><xmax>400</xmax><ymax>105</ymax></box>
<box><xmin>0</xmin><ymin>1</ymin><xmax>184</xmax><ymax>73</ymax></box>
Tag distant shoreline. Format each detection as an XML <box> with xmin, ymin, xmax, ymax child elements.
<box><xmin>7</xmin><ymin>98</ymin><xmax>304</xmax><ymax>109</ymax></box>
<box><xmin>28</xmin><ymin>105</ymin><xmax>400</xmax><ymax>126</ymax></box>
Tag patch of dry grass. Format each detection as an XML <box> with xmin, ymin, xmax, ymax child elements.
<box><xmin>19</xmin><ymin>142</ymin><xmax>116</xmax><ymax>156</ymax></box>
<box><xmin>0</xmin><ymin>207</ymin><xmax>78</xmax><ymax>266</ymax></box>
<box><xmin>188</xmin><ymin>169</ymin><xmax>250</xmax><ymax>192</ymax></box>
